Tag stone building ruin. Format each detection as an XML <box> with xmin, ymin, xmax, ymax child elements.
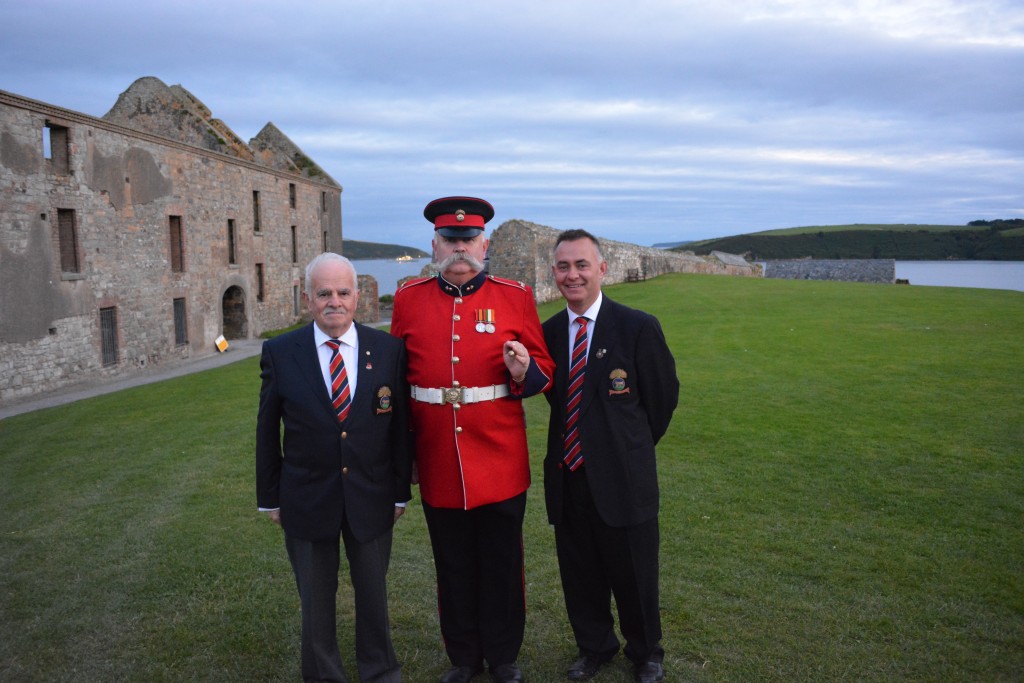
<box><xmin>1</xmin><ymin>78</ymin><xmax>343</xmax><ymax>405</ymax></box>
<box><xmin>487</xmin><ymin>219</ymin><xmax>761</xmax><ymax>303</ymax></box>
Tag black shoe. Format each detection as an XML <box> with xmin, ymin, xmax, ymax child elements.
<box><xmin>441</xmin><ymin>665</ymin><xmax>482</xmax><ymax>683</ymax></box>
<box><xmin>567</xmin><ymin>653</ymin><xmax>612</xmax><ymax>681</ymax></box>
<box><xmin>633</xmin><ymin>660</ymin><xmax>664</xmax><ymax>683</ymax></box>
<box><xmin>490</xmin><ymin>662</ymin><xmax>524</xmax><ymax>683</ymax></box>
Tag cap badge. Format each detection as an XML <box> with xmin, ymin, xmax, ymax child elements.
<box><xmin>609</xmin><ymin>369</ymin><xmax>630</xmax><ymax>396</ymax></box>
<box><xmin>456</xmin><ymin>209</ymin><xmax>466</xmax><ymax>222</ymax></box>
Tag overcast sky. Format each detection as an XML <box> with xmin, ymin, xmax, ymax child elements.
<box><xmin>3</xmin><ymin>0</ymin><xmax>1022</xmax><ymax>249</ymax></box>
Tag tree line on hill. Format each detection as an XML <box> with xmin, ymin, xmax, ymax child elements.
<box><xmin>342</xmin><ymin>239</ymin><xmax>430</xmax><ymax>260</ymax></box>
<box><xmin>682</xmin><ymin>221</ymin><xmax>1024</xmax><ymax>261</ymax></box>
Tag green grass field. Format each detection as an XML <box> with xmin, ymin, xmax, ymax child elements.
<box><xmin>2</xmin><ymin>274</ymin><xmax>1022</xmax><ymax>682</ymax></box>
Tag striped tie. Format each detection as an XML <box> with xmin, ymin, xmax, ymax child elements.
<box><xmin>563</xmin><ymin>316</ymin><xmax>588</xmax><ymax>471</ymax></box>
<box><xmin>325</xmin><ymin>339</ymin><xmax>351</xmax><ymax>423</ymax></box>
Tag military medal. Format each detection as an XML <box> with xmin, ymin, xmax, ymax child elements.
<box><xmin>475</xmin><ymin>309</ymin><xmax>496</xmax><ymax>333</ymax></box>
<box><xmin>609</xmin><ymin>369</ymin><xmax>630</xmax><ymax>395</ymax></box>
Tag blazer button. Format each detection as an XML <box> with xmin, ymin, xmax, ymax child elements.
<box><xmin>341</xmin><ymin>431</ymin><xmax>348</xmax><ymax>439</ymax></box>
<box><xmin>453</xmin><ymin>314</ymin><xmax>461</xmax><ymax>321</ymax></box>
<box><xmin>452</xmin><ymin>356</ymin><xmax>460</xmax><ymax>364</ymax></box>
<box><xmin>452</xmin><ymin>334</ymin><xmax>461</xmax><ymax>342</ymax></box>
<box><xmin>455</xmin><ymin>426</ymin><xmax>463</xmax><ymax>433</ymax></box>
<box><xmin>342</xmin><ymin>467</ymin><xmax>349</xmax><ymax>475</ymax></box>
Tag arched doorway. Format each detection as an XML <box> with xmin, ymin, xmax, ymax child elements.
<box><xmin>222</xmin><ymin>285</ymin><xmax>248</xmax><ymax>339</ymax></box>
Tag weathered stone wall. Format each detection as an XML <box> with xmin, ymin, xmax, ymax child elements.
<box><xmin>487</xmin><ymin>220</ymin><xmax>761</xmax><ymax>303</ymax></box>
<box><xmin>763</xmin><ymin>259</ymin><xmax>895</xmax><ymax>284</ymax></box>
<box><xmin>0</xmin><ymin>81</ymin><xmax>342</xmax><ymax>404</ymax></box>
<box><xmin>356</xmin><ymin>274</ymin><xmax>379</xmax><ymax>324</ymax></box>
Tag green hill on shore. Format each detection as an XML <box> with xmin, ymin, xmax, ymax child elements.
<box><xmin>342</xmin><ymin>239</ymin><xmax>429</xmax><ymax>260</ymax></box>
<box><xmin>681</xmin><ymin>219</ymin><xmax>1024</xmax><ymax>260</ymax></box>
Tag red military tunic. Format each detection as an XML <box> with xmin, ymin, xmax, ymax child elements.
<box><xmin>391</xmin><ymin>271</ymin><xmax>554</xmax><ymax>509</ymax></box>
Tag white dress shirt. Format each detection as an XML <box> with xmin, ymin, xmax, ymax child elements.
<box><xmin>566</xmin><ymin>292</ymin><xmax>603</xmax><ymax>361</ymax></box>
<box><xmin>313</xmin><ymin>322</ymin><xmax>359</xmax><ymax>399</ymax></box>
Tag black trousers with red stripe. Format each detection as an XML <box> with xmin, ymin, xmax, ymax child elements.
<box><xmin>422</xmin><ymin>492</ymin><xmax>528</xmax><ymax>669</ymax></box>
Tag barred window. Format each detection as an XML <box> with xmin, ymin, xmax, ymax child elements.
<box><xmin>100</xmin><ymin>307</ymin><xmax>119</xmax><ymax>366</ymax></box>
<box><xmin>173</xmin><ymin>298</ymin><xmax>188</xmax><ymax>346</ymax></box>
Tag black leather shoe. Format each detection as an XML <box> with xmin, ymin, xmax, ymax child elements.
<box><xmin>490</xmin><ymin>662</ymin><xmax>524</xmax><ymax>682</ymax></box>
<box><xmin>568</xmin><ymin>654</ymin><xmax>612</xmax><ymax>680</ymax></box>
<box><xmin>441</xmin><ymin>665</ymin><xmax>482</xmax><ymax>683</ymax></box>
<box><xmin>634</xmin><ymin>660</ymin><xmax>664</xmax><ymax>683</ymax></box>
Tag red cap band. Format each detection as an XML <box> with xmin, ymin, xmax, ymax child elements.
<box><xmin>433</xmin><ymin>213</ymin><xmax>486</xmax><ymax>229</ymax></box>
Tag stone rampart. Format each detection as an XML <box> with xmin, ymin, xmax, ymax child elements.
<box><xmin>763</xmin><ymin>259</ymin><xmax>895</xmax><ymax>284</ymax></box>
<box><xmin>486</xmin><ymin>220</ymin><xmax>761</xmax><ymax>303</ymax></box>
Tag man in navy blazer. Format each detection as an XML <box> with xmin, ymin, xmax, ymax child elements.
<box><xmin>542</xmin><ymin>230</ymin><xmax>679</xmax><ymax>683</ymax></box>
<box><xmin>257</xmin><ymin>252</ymin><xmax>412</xmax><ymax>683</ymax></box>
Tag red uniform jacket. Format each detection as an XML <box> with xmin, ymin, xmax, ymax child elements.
<box><xmin>391</xmin><ymin>272</ymin><xmax>554</xmax><ymax>509</ymax></box>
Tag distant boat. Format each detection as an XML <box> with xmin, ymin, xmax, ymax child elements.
<box><xmin>395</xmin><ymin>255</ymin><xmax>414</xmax><ymax>261</ymax></box>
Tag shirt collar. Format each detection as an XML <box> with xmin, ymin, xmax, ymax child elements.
<box><xmin>567</xmin><ymin>292</ymin><xmax>603</xmax><ymax>323</ymax></box>
<box><xmin>313</xmin><ymin>322</ymin><xmax>358</xmax><ymax>348</ymax></box>
<box><xmin>437</xmin><ymin>270</ymin><xmax>487</xmax><ymax>297</ymax></box>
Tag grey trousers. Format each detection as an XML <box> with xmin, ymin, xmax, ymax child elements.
<box><xmin>285</xmin><ymin>523</ymin><xmax>401</xmax><ymax>683</ymax></box>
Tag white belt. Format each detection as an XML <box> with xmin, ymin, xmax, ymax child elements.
<box><xmin>411</xmin><ymin>384</ymin><xmax>510</xmax><ymax>405</ymax></box>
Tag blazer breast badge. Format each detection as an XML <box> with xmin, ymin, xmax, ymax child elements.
<box><xmin>376</xmin><ymin>386</ymin><xmax>393</xmax><ymax>414</ymax></box>
<box><xmin>609</xmin><ymin>369</ymin><xmax>630</xmax><ymax>396</ymax></box>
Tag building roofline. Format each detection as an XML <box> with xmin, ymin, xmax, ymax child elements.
<box><xmin>0</xmin><ymin>88</ymin><xmax>342</xmax><ymax>192</ymax></box>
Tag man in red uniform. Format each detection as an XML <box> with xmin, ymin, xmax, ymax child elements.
<box><xmin>390</xmin><ymin>196</ymin><xmax>554</xmax><ymax>683</ymax></box>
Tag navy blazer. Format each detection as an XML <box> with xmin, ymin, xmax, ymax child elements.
<box><xmin>256</xmin><ymin>322</ymin><xmax>413</xmax><ymax>543</ymax></box>
<box><xmin>543</xmin><ymin>297</ymin><xmax>679</xmax><ymax>528</ymax></box>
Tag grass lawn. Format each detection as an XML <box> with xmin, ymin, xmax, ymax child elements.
<box><xmin>1</xmin><ymin>274</ymin><xmax>1022</xmax><ymax>682</ymax></box>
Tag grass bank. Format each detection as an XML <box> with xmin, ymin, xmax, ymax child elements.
<box><xmin>1</xmin><ymin>274</ymin><xmax>1022</xmax><ymax>682</ymax></box>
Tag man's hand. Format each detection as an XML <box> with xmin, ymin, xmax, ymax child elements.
<box><xmin>394</xmin><ymin>506</ymin><xmax>406</xmax><ymax>523</ymax></box>
<box><xmin>266</xmin><ymin>509</ymin><xmax>282</xmax><ymax>526</ymax></box>
<box><xmin>503</xmin><ymin>340</ymin><xmax>530</xmax><ymax>383</ymax></box>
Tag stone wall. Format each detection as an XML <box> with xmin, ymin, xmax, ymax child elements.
<box><xmin>0</xmin><ymin>80</ymin><xmax>342</xmax><ymax>404</ymax></box>
<box><xmin>356</xmin><ymin>274</ymin><xmax>379</xmax><ymax>324</ymax></box>
<box><xmin>762</xmin><ymin>259</ymin><xmax>895</xmax><ymax>284</ymax></box>
<box><xmin>487</xmin><ymin>219</ymin><xmax>761</xmax><ymax>303</ymax></box>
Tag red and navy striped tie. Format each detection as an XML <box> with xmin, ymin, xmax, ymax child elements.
<box><xmin>325</xmin><ymin>339</ymin><xmax>351</xmax><ymax>423</ymax></box>
<box><xmin>563</xmin><ymin>316</ymin><xmax>588</xmax><ymax>471</ymax></box>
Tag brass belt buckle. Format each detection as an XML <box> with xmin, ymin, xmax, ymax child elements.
<box><xmin>443</xmin><ymin>386</ymin><xmax>465</xmax><ymax>405</ymax></box>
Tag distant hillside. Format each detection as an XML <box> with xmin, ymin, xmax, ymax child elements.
<box><xmin>680</xmin><ymin>221</ymin><xmax>1024</xmax><ymax>261</ymax></box>
<box><xmin>342</xmin><ymin>240</ymin><xmax>429</xmax><ymax>260</ymax></box>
